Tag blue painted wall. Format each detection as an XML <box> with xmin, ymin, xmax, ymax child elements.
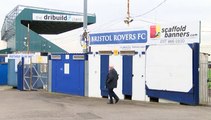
<box><xmin>0</xmin><ymin>63</ymin><xmax>8</xmax><ymax>85</ymax></box>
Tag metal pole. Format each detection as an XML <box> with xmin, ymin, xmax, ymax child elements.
<box><xmin>27</xmin><ymin>23</ymin><xmax>30</xmax><ymax>54</ymax></box>
<box><xmin>27</xmin><ymin>23</ymin><xmax>32</xmax><ymax>90</ymax></box>
<box><xmin>83</xmin><ymin>0</ymin><xmax>89</xmax><ymax>97</ymax></box>
<box><xmin>124</xmin><ymin>0</ymin><xmax>133</xmax><ymax>26</ymax></box>
<box><xmin>83</xmin><ymin>0</ymin><xmax>88</xmax><ymax>53</ymax></box>
<box><xmin>127</xmin><ymin>0</ymin><xmax>130</xmax><ymax>26</ymax></box>
<box><xmin>127</xmin><ymin>0</ymin><xmax>130</xmax><ymax>19</ymax></box>
<box><xmin>83</xmin><ymin>0</ymin><xmax>87</xmax><ymax>31</ymax></box>
<box><xmin>30</xmin><ymin>57</ymin><xmax>32</xmax><ymax>90</ymax></box>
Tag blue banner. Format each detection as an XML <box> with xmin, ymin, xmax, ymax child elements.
<box><xmin>89</xmin><ymin>30</ymin><xmax>147</xmax><ymax>45</ymax></box>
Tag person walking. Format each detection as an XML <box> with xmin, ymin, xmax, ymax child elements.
<box><xmin>106</xmin><ymin>66</ymin><xmax>119</xmax><ymax>104</ymax></box>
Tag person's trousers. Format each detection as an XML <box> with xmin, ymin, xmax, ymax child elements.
<box><xmin>108</xmin><ymin>88</ymin><xmax>119</xmax><ymax>103</ymax></box>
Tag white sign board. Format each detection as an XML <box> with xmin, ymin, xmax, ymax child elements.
<box><xmin>32</xmin><ymin>13</ymin><xmax>83</xmax><ymax>22</ymax></box>
<box><xmin>148</xmin><ymin>22</ymin><xmax>200</xmax><ymax>45</ymax></box>
<box><xmin>8</xmin><ymin>54</ymin><xmax>34</xmax><ymax>59</ymax></box>
<box><xmin>89</xmin><ymin>29</ymin><xmax>148</xmax><ymax>52</ymax></box>
<box><xmin>64</xmin><ymin>63</ymin><xmax>69</xmax><ymax>74</ymax></box>
<box><xmin>89</xmin><ymin>22</ymin><xmax>200</xmax><ymax>52</ymax></box>
<box><xmin>146</xmin><ymin>44</ymin><xmax>193</xmax><ymax>92</ymax></box>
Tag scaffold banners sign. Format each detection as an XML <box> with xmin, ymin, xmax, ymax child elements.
<box><xmin>89</xmin><ymin>30</ymin><xmax>147</xmax><ymax>45</ymax></box>
<box><xmin>148</xmin><ymin>22</ymin><xmax>200</xmax><ymax>45</ymax></box>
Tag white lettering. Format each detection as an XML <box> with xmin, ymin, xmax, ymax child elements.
<box><xmin>33</xmin><ymin>13</ymin><xmax>83</xmax><ymax>22</ymax></box>
<box><xmin>137</xmin><ymin>33</ymin><xmax>146</xmax><ymax>40</ymax></box>
<box><xmin>90</xmin><ymin>30</ymin><xmax>147</xmax><ymax>44</ymax></box>
<box><xmin>114</xmin><ymin>34</ymin><xmax>136</xmax><ymax>41</ymax></box>
<box><xmin>91</xmin><ymin>35</ymin><xmax>112</xmax><ymax>42</ymax></box>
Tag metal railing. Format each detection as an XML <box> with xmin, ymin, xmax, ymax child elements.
<box><xmin>23</xmin><ymin>62</ymin><xmax>48</xmax><ymax>91</ymax></box>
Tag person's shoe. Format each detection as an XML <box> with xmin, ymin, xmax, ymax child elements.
<box><xmin>115</xmin><ymin>99</ymin><xmax>119</xmax><ymax>104</ymax></box>
<box><xmin>107</xmin><ymin>101</ymin><xmax>113</xmax><ymax>104</ymax></box>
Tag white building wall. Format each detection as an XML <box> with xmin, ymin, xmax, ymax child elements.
<box><xmin>42</xmin><ymin>29</ymin><xmax>84</xmax><ymax>53</ymax></box>
<box><xmin>88</xmin><ymin>52</ymin><xmax>149</xmax><ymax>101</ymax></box>
<box><xmin>88</xmin><ymin>54</ymin><xmax>101</xmax><ymax>98</ymax></box>
<box><xmin>132</xmin><ymin>54</ymin><xmax>148</xmax><ymax>101</ymax></box>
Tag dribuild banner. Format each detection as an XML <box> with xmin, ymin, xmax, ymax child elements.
<box><xmin>32</xmin><ymin>13</ymin><xmax>83</xmax><ymax>22</ymax></box>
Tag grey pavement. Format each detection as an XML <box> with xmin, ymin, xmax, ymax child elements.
<box><xmin>0</xmin><ymin>86</ymin><xmax>211</xmax><ymax>120</ymax></box>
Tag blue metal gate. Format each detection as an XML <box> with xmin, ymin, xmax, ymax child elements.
<box><xmin>51</xmin><ymin>54</ymin><xmax>85</xmax><ymax>96</ymax></box>
<box><xmin>100</xmin><ymin>55</ymin><xmax>109</xmax><ymax>97</ymax></box>
<box><xmin>122</xmin><ymin>56</ymin><xmax>133</xmax><ymax>96</ymax></box>
<box><xmin>0</xmin><ymin>63</ymin><xmax>8</xmax><ymax>85</ymax></box>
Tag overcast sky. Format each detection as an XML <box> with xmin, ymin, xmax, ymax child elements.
<box><xmin>0</xmin><ymin>0</ymin><xmax>211</xmax><ymax>44</ymax></box>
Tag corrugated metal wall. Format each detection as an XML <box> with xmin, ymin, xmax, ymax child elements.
<box><xmin>199</xmin><ymin>53</ymin><xmax>210</xmax><ymax>105</ymax></box>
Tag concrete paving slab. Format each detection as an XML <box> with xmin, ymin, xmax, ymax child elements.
<box><xmin>0</xmin><ymin>87</ymin><xmax>211</xmax><ymax>120</ymax></box>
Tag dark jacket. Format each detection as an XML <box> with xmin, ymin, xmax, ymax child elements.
<box><xmin>106</xmin><ymin>68</ymin><xmax>118</xmax><ymax>89</ymax></box>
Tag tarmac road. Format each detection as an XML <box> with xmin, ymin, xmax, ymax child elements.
<box><xmin>0</xmin><ymin>86</ymin><xmax>211</xmax><ymax>120</ymax></box>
